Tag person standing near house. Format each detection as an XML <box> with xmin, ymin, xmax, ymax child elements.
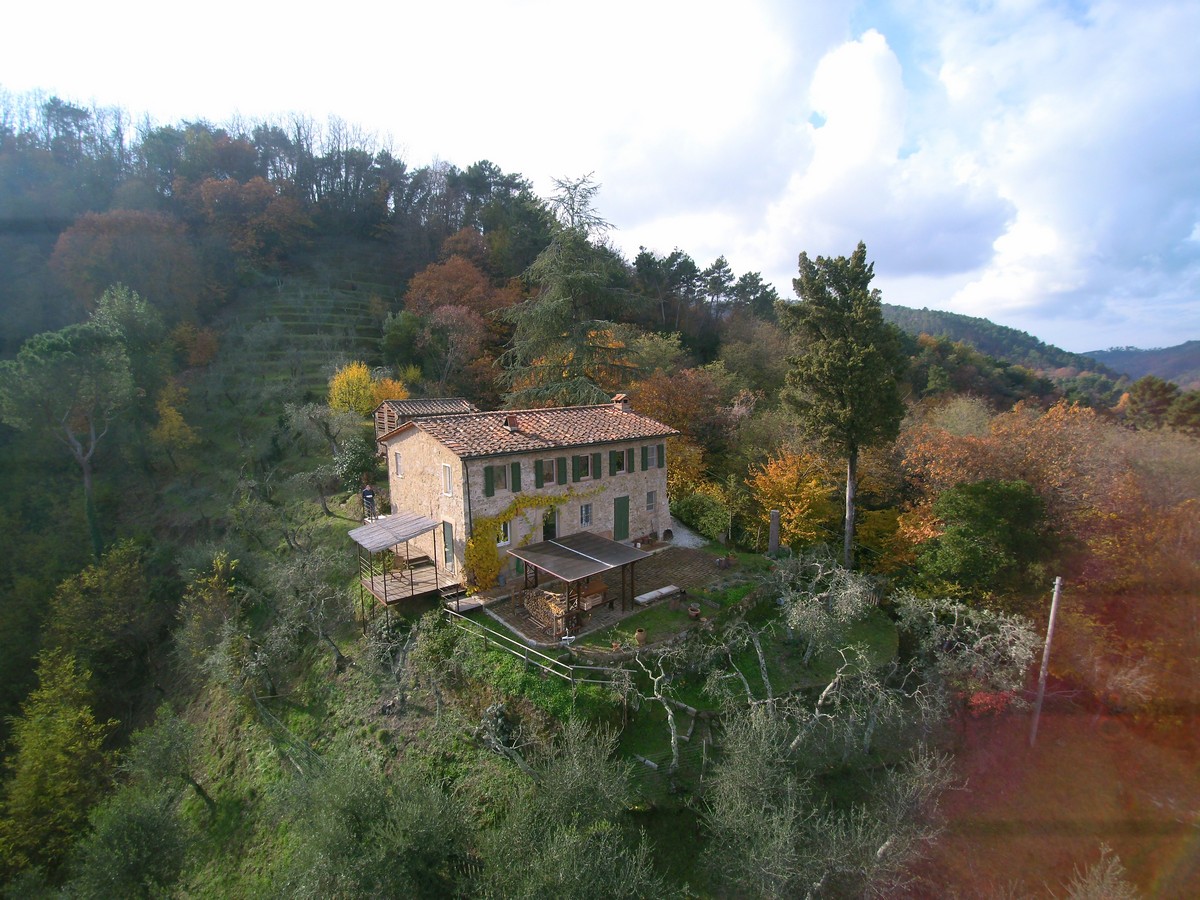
<box><xmin>361</xmin><ymin>483</ymin><xmax>376</xmax><ymax>521</ymax></box>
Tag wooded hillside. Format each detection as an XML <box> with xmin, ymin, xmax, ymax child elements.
<box><xmin>1</xmin><ymin>91</ymin><xmax>1196</xmax><ymax>897</ymax></box>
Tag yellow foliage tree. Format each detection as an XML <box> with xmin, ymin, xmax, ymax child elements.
<box><xmin>665</xmin><ymin>438</ymin><xmax>706</xmax><ymax>501</ymax></box>
<box><xmin>328</xmin><ymin>362</ymin><xmax>376</xmax><ymax>416</ymax></box>
<box><xmin>747</xmin><ymin>451</ymin><xmax>838</xmax><ymax>548</ymax></box>
<box><xmin>150</xmin><ymin>379</ymin><xmax>198</xmax><ymax>467</ymax></box>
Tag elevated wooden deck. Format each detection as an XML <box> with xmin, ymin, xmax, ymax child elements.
<box><xmin>360</xmin><ymin>557</ymin><xmax>448</xmax><ymax>606</ymax></box>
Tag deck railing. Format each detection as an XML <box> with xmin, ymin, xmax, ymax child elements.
<box><xmin>359</xmin><ymin>552</ymin><xmax>444</xmax><ymax>605</ymax></box>
<box><xmin>442</xmin><ymin>607</ymin><xmax>624</xmax><ymax>688</ymax></box>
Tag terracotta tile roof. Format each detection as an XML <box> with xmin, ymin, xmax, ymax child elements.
<box><xmin>386</xmin><ymin>402</ymin><xmax>679</xmax><ymax>459</ymax></box>
<box><xmin>375</xmin><ymin>398</ymin><xmax>478</xmax><ymax>418</ymax></box>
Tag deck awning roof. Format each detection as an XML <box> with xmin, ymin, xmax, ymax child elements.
<box><xmin>349</xmin><ymin>513</ymin><xmax>438</xmax><ymax>553</ymax></box>
<box><xmin>507</xmin><ymin>531</ymin><xmax>651</xmax><ymax>583</ymax></box>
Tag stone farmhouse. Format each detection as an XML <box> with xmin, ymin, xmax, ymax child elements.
<box><xmin>377</xmin><ymin>394</ymin><xmax>678</xmax><ymax>587</ymax></box>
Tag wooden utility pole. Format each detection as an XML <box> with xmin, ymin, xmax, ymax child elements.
<box><xmin>1029</xmin><ymin>576</ymin><xmax>1063</xmax><ymax>748</ymax></box>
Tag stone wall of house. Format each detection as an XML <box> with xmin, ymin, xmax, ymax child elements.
<box><xmin>384</xmin><ymin>429</ymin><xmax>467</xmax><ymax>574</ymax></box>
<box><xmin>466</xmin><ymin>441</ymin><xmax>669</xmax><ymax>580</ymax></box>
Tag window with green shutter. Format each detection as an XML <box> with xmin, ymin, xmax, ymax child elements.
<box><xmin>572</xmin><ymin>454</ymin><xmax>593</xmax><ymax>481</ymax></box>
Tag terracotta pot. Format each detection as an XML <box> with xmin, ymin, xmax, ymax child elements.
<box><xmin>635</xmin><ymin>628</ymin><xmax>647</xmax><ymax>646</ymax></box>
<box><xmin>688</xmin><ymin>605</ymin><xmax>701</xmax><ymax>619</ymax></box>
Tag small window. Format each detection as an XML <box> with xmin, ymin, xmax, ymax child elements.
<box><xmin>610</xmin><ymin>449</ymin><xmax>626</xmax><ymax>475</ymax></box>
<box><xmin>580</xmin><ymin>503</ymin><xmax>592</xmax><ymax>527</ymax></box>
<box><xmin>497</xmin><ymin>521</ymin><xmax>511</xmax><ymax>545</ymax></box>
<box><xmin>646</xmin><ymin>490</ymin><xmax>656</xmax><ymax>511</ymax></box>
<box><xmin>494</xmin><ymin>464</ymin><xmax>508</xmax><ymax>491</ymax></box>
<box><xmin>442</xmin><ymin>463</ymin><xmax>452</xmax><ymax>496</ymax></box>
<box><xmin>646</xmin><ymin>444</ymin><xmax>657</xmax><ymax>469</ymax></box>
<box><xmin>542</xmin><ymin>458</ymin><xmax>556</xmax><ymax>488</ymax></box>
<box><xmin>394</xmin><ymin>451</ymin><xmax>403</xmax><ymax>478</ymax></box>
<box><xmin>576</xmin><ymin>454</ymin><xmax>591</xmax><ymax>480</ymax></box>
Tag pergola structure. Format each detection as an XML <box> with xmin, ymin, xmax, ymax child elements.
<box><xmin>349</xmin><ymin>513</ymin><xmax>446</xmax><ymax>623</ymax></box>
<box><xmin>506</xmin><ymin>532</ymin><xmax>651</xmax><ymax>637</ymax></box>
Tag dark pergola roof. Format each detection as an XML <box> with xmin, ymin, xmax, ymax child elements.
<box><xmin>507</xmin><ymin>531</ymin><xmax>651</xmax><ymax>583</ymax></box>
<box><xmin>349</xmin><ymin>513</ymin><xmax>438</xmax><ymax>553</ymax></box>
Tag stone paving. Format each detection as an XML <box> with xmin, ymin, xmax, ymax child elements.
<box><xmin>482</xmin><ymin>544</ymin><xmax>731</xmax><ymax>645</ymax></box>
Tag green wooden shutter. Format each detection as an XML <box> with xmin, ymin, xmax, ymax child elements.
<box><xmin>556</xmin><ymin>457</ymin><xmax>567</xmax><ymax>485</ymax></box>
<box><xmin>534</xmin><ymin>459</ymin><xmax>544</xmax><ymax>488</ymax></box>
<box><xmin>657</xmin><ymin>443</ymin><xmax>666</xmax><ymax>468</ymax></box>
<box><xmin>641</xmin><ymin>445</ymin><xmax>649</xmax><ymax>471</ymax></box>
<box><xmin>484</xmin><ymin>465</ymin><xmax>495</xmax><ymax>497</ymax></box>
<box><xmin>572</xmin><ymin>455</ymin><xmax>582</xmax><ymax>482</ymax></box>
<box><xmin>609</xmin><ymin>449</ymin><xmax>619</xmax><ymax>475</ymax></box>
<box><xmin>626</xmin><ymin>448</ymin><xmax>635</xmax><ymax>473</ymax></box>
<box><xmin>511</xmin><ymin>461</ymin><xmax>522</xmax><ymax>493</ymax></box>
<box><xmin>591</xmin><ymin>452</ymin><xmax>602</xmax><ymax>479</ymax></box>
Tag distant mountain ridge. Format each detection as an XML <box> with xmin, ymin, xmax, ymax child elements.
<box><xmin>881</xmin><ymin>304</ymin><xmax>1116</xmax><ymax>376</ymax></box>
<box><xmin>1087</xmin><ymin>342</ymin><xmax>1200</xmax><ymax>390</ymax></box>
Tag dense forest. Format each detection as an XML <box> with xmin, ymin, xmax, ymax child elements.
<box><xmin>1</xmin><ymin>91</ymin><xmax>1197</xmax><ymax>897</ymax></box>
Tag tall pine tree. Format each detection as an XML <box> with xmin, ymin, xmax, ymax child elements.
<box><xmin>780</xmin><ymin>242</ymin><xmax>906</xmax><ymax>568</ymax></box>
<box><xmin>499</xmin><ymin>175</ymin><xmax>637</xmax><ymax>407</ymax></box>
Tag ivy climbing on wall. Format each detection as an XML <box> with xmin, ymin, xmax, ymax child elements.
<box><xmin>463</xmin><ymin>485</ymin><xmax>602</xmax><ymax>593</ymax></box>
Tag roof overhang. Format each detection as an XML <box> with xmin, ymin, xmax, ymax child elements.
<box><xmin>349</xmin><ymin>513</ymin><xmax>438</xmax><ymax>553</ymax></box>
<box><xmin>507</xmin><ymin>531</ymin><xmax>651</xmax><ymax>583</ymax></box>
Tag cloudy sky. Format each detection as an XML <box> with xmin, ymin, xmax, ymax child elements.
<box><xmin>4</xmin><ymin>0</ymin><xmax>1198</xmax><ymax>352</ymax></box>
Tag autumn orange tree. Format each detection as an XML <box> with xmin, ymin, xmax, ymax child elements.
<box><xmin>194</xmin><ymin>176</ymin><xmax>311</xmax><ymax>268</ymax></box>
<box><xmin>403</xmin><ymin>255</ymin><xmax>519</xmax><ymax>320</ymax></box>
<box><xmin>628</xmin><ymin>366</ymin><xmax>737</xmax><ymax>458</ymax></box>
<box><xmin>900</xmin><ymin>398</ymin><xmax>1200</xmax><ymax>592</ymax></box>
<box><xmin>50</xmin><ymin>210</ymin><xmax>209</xmax><ymax>323</ymax></box>
<box><xmin>371</xmin><ymin>376</ymin><xmax>409</xmax><ymax>407</ymax></box>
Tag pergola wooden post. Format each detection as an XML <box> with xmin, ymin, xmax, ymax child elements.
<box><xmin>506</xmin><ymin>531</ymin><xmax>652</xmax><ymax>630</ymax></box>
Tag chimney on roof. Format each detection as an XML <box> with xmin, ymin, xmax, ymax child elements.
<box><xmin>612</xmin><ymin>393</ymin><xmax>630</xmax><ymax>413</ymax></box>
<box><xmin>504</xmin><ymin>413</ymin><xmax>519</xmax><ymax>432</ymax></box>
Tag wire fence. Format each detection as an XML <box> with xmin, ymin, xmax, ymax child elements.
<box><xmin>442</xmin><ymin>607</ymin><xmax>625</xmax><ymax>688</ymax></box>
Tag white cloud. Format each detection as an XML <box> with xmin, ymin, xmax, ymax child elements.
<box><xmin>745</xmin><ymin>27</ymin><xmax>1011</xmax><ymax>289</ymax></box>
<box><xmin>931</xmin><ymin>0</ymin><xmax>1200</xmax><ymax>346</ymax></box>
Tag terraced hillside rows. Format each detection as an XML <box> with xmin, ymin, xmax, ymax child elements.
<box><xmin>219</xmin><ymin>275</ymin><xmax>394</xmax><ymax>400</ymax></box>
